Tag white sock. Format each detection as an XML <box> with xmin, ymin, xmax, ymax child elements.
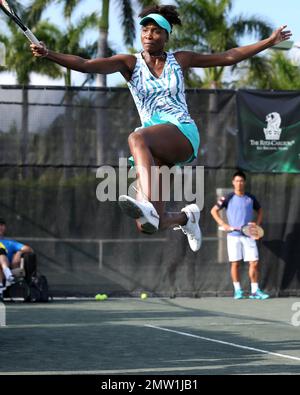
<box><xmin>251</xmin><ymin>283</ymin><xmax>259</xmax><ymax>294</ymax></box>
<box><xmin>3</xmin><ymin>267</ymin><xmax>13</xmax><ymax>280</ymax></box>
<box><xmin>233</xmin><ymin>282</ymin><xmax>241</xmax><ymax>291</ymax></box>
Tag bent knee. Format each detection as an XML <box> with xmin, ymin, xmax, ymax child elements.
<box><xmin>128</xmin><ymin>131</ymin><xmax>148</xmax><ymax>149</ymax></box>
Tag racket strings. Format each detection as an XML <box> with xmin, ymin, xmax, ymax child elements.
<box><xmin>243</xmin><ymin>225</ymin><xmax>264</xmax><ymax>239</ymax></box>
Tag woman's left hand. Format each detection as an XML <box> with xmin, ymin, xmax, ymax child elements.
<box><xmin>269</xmin><ymin>25</ymin><xmax>292</xmax><ymax>46</ymax></box>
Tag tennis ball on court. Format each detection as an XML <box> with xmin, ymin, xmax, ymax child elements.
<box><xmin>95</xmin><ymin>293</ymin><xmax>108</xmax><ymax>301</ymax></box>
<box><xmin>140</xmin><ymin>292</ymin><xmax>148</xmax><ymax>300</ymax></box>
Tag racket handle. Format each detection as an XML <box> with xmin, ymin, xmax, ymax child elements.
<box><xmin>23</xmin><ymin>29</ymin><xmax>40</xmax><ymax>45</ymax></box>
<box><xmin>218</xmin><ymin>226</ymin><xmax>235</xmax><ymax>232</ymax></box>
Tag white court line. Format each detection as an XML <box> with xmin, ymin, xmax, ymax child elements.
<box><xmin>0</xmin><ymin>365</ymin><xmax>228</xmax><ymax>375</ymax></box>
<box><xmin>145</xmin><ymin>324</ymin><xmax>300</xmax><ymax>363</ymax></box>
<box><xmin>0</xmin><ymin>302</ymin><xmax>6</xmax><ymax>327</ymax></box>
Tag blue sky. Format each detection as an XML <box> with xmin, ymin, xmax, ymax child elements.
<box><xmin>0</xmin><ymin>0</ymin><xmax>299</xmax><ymax>86</ymax></box>
<box><xmin>232</xmin><ymin>0</ymin><xmax>299</xmax><ymax>42</ymax></box>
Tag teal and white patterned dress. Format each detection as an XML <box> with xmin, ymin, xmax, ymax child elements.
<box><xmin>127</xmin><ymin>52</ymin><xmax>200</xmax><ymax>162</ymax></box>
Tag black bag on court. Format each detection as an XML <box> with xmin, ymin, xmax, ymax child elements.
<box><xmin>5</xmin><ymin>253</ymin><xmax>50</xmax><ymax>302</ymax></box>
<box><xmin>22</xmin><ymin>252</ymin><xmax>50</xmax><ymax>303</ymax></box>
<box><xmin>25</xmin><ymin>274</ymin><xmax>50</xmax><ymax>303</ymax></box>
<box><xmin>23</xmin><ymin>252</ymin><xmax>37</xmax><ymax>280</ymax></box>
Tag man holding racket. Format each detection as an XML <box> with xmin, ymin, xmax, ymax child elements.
<box><xmin>211</xmin><ymin>171</ymin><xmax>269</xmax><ymax>300</ymax></box>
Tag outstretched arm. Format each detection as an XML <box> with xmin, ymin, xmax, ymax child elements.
<box><xmin>176</xmin><ymin>25</ymin><xmax>292</xmax><ymax>69</ymax></box>
<box><xmin>30</xmin><ymin>43</ymin><xmax>135</xmax><ymax>78</ymax></box>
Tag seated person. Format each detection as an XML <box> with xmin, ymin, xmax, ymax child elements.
<box><xmin>0</xmin><ymin>218</ymin><xmax>33</xmax><ymax>298</ymax></box>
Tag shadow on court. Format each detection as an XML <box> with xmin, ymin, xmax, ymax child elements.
<box><xmin>1</xmin><ymin>298</ymin><xmax>300</xmax><ymax>375</ymax></box>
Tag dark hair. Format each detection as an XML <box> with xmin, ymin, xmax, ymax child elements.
<box><xmin>139</xmin><ymin>5</ymin><xmax>182</xmax><ymax>29</ymax></box>
<box><xmin>232</xmin><ymin>171</ymin><xmax>246</xmax><ymax>181</ymax></box>
<box><xmin>0</xmin><ymin>218</ymin><xmax>6</xmax><ymax>225</ymax></box>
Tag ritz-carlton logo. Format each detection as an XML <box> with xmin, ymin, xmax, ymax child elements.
<box><xmin>264</xmin><ymin>112</ymin><xmax>282</xmax><ymax>141</ymax></box>
<box><xmin>250</xmin><ymin>111</ymin><xmax>295</xmax><ymax>151</ymax></box>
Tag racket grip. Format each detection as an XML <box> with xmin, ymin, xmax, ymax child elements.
<box><xmin>23</xmin><ymin>29</ymin><xmax>40</xmax><ymax>46</ymax></box>
<box><xmin>218</xmin><ymin>226</ymin><xmax>235</xmax><ymax>232</ymax></box>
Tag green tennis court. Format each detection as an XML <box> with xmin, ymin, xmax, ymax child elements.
<box><xmin>1</xmin><ymin>297</ymin><xmax>300</xmax><ymax>375</ymax></box>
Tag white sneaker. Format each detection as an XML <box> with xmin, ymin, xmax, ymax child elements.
<box><xmin>174</xmin><ymin>204</ymin><xmax>202</xmax><ymax>252</ymax></box>
<box><xmin>118</xmin><ymin>195</ymin><xmax>160</xmax><ymax>234</ymax></box>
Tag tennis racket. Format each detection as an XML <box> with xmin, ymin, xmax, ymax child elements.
<box><xmin>0</xmin><ymin>0</ymin><xmax>40</xmax><ymax>45</ymax></box>
<box><xmin>218</xmin><ymin>224</ymin><xmax>264</xmax><ymax>240</ymax></box>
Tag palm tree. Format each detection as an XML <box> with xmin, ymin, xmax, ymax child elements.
<box><xmin>28</xmin><ymin>0</ymin><xmax>98</xmax><ymax>86</ymax></box>
<box><xmin>165</xmin><ymin>0</ymin><xmax>273</xmax><ymax>165</ymax></box>
<box><xmin>169</xmin><ymin>0</ymin><xmax>273</xmax><ymax>88</ymax></box>
<box><xmin>0</xmin><ymin>2</ymin><xmax>63</xmax><ymax>176</ymax></box>
<box><xmin>29</xmin><ymin>0</ymin><xmax>160</xmax><ymax>86</ymax></box>
<box><xmin>28</xmin><ymin>0</ymin><xmax>100</xmax><ymax>173</ymax></box>
<box><xmin>97</xmin><ymin>0</ymin><xmax>159</xmax><ymax>87</ymax></box>
<box><xmin>0</xmin><ymin>8</ymin><xmax>62</xmax><ymax>84</ymax></box>
<box><xmin>238</xmin><ymin>50</ymin><xmax>300</xmax><ymax>90</ymax></box>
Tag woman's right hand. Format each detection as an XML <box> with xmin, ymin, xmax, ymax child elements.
<box><xmin>30</xmin><ymin>42</ymin><xmax>49</xmax><ymax>58</ymax></box>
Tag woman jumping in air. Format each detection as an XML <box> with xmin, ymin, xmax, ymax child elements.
<box><xmin>31</xmin><ymin>5</ymin><xmax>291</xmax><ymax>252</ymax></box>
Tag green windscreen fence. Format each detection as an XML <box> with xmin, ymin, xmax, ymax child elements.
<box><xmin>0</xmin><ymin>86</ymin><xmax>299</xmax><ymax>297</ymax></box>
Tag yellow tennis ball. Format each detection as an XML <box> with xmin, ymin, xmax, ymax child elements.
<box><xmin>95</xmin><ymin>294</ymin><xmax>102</xmax><ymax>301</ymax></box>
<box><xmin>140</xmin><ymin>292</ymin><xmax>148</xmax><ymax>300</ymax></box>
<box><xmin>102</xmin><ymin>294</ymin><xmax>108</xmax><ymax>300</ymax></box>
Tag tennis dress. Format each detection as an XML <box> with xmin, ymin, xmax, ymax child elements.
<box><xmin>127</xmin><ymin>52</ymin><xmax>200</xmax><ymax>163</ymax></box>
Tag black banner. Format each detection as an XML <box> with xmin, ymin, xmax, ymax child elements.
<box><xmin>237</xmin><ymin>90</ymin><xmax>300</xmax><ymax>173</ymax></box>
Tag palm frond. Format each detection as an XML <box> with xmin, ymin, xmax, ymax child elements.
<box><xmin>26</xmin><ymin>0</ymin><xmax>53</xmax><ymax>26</ymax></box>
<box><xmin>118</xmin><ymin>0</ymin><xmax>135</xmax><ymax>47</ymax></box>
<box><xmin>63</xmin><ymin>0</ymin><xmax>80</xmax><ymax>20</ymax></box>
<box><xmin>137</xmin><ymin>0</ymin><xmax>160</xmax><ymax>7</ymax></box>
<box><xmin>232</xmin><ymin>16</ymin><xmax>273</xmax><ymax>41</ymax></box>
<box><xmin>171</xmin><ymin>0</ymin><xmax>275</xmax><ymax>88</ymax></box>
<box><xmin>67</xmin><ymin>12</ymin><xmax>98</xmax><ymax>51</ymax></box>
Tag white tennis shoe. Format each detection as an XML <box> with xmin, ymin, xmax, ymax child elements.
<box><xmin>174</xmin><ymin>204</ymin><xmax>202</xmax><ymax>252</ymax></box>
<box><xmin>118</xmin><ymin>195</ymin><xmax>160</xmax><ymax>234</ymax></box>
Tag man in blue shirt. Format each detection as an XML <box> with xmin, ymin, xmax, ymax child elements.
<box><xmin>211</xmin><ymin>171</ymin><xmax>269</xmax><ymax>300</ymax></box>
<box><xmin>0</xmin><ymin>218</ymin><xmax>33</xmax><ymax>299</ymax></box>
